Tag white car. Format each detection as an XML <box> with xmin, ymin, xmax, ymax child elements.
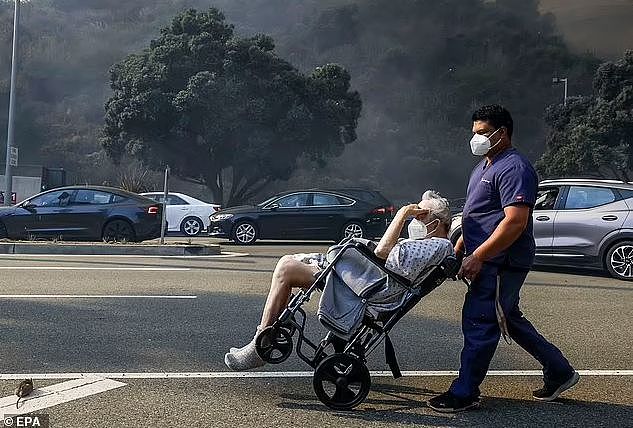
<box><xmin>141</xmin><ymin>192</ymin><xmax>221</xmax><ymax>236</ymax></box>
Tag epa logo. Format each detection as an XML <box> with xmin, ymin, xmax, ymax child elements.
<box><xmin>3</xmin><ymin>415</ymin><xmax>49</xmax><ymax>427</ymax></box>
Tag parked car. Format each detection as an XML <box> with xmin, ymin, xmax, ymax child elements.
<box><xmin>449</xmin><ymin>179</ymin><xmax>633</xmax><ymax>280</ymax></box>
<box><xmin>141</xmin><ymin>192</ymin><xmax>221</xmax><ymax>237</ymax></box>
<box><xmin>209</xmin><ymin>189</ymin><xmax>394</xmax><ymax>244</ymax></box>
<box><xmin>0</xmin><ymin>186</ymin><xmax>163</xmax><ymax>242</ymax></box>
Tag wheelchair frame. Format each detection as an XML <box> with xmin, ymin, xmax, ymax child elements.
<box><xmin>255</xmin><ymin>239</ymin><xmax>459</xmax><ymax>409</ymax></box>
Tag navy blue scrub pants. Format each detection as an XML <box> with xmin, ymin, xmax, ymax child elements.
<box><xmin>449</xmin><ymin>264</ymin><xmax>574</xmax><ymax>398</ymax></box>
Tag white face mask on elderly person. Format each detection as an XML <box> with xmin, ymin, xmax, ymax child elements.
<box><xmin>407</xmin><ymin>218</ymin><xmax>440</xmax><ymax>240</ymax></box>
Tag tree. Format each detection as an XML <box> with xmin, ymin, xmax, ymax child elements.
<box><xmin>537</xmin><ymin>51</ymin><xmax>633</xmax><ymax>181</ymax></box>
<box><xmin>102</xmin><ymin>8</ymin><xmax>361</xmax><ymax>205</ymax></box>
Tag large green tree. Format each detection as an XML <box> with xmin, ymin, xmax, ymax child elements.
<box><xmin>537</xmin><ymin>51</ymin><xmax>633</xmax><ymax>180</ymax></box>
<box><xmin>102</xmin><ymin>8</ymin><xmax>361</xmax><ymax>205</ymax></box>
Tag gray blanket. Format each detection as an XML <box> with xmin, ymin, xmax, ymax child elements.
<box><xmin>317</xmin><ymin>238</ymin><xmax>453</xmax><ymax>339</ymax></box>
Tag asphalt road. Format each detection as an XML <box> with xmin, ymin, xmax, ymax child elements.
<box><xmin>0</xmin><ymin>240</ymin><xmax>631</xmax><ymax>427</ymax></box>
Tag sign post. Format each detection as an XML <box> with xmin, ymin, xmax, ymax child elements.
<box><xmin>4</xmin><ymin>0</ymin><xmax>20</xmax><ymax>206</ymax></box>
<box><xmin>160</xmin><ymin>165</ymin><xmax>170</xmax><ymax>245</ymax></box>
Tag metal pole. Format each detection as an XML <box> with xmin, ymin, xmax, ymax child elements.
<box><xmin>563</xmin><ymin>78</ymin><xmax>568</xmax><ymax>107</ymax></box>
<box><xmin>160</xmin><ymin>165</ymin><xmax>170</xmax><ymax>244</ymax></box>
<box><xmin>4</xmin><ymin>0</ymin><xmax>20</xmax><ymax>206</ymax></box>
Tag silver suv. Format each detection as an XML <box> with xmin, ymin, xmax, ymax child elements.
<box><xmin>449</xmin><ymin>179</ymin><xmax>633</xmax><ymax>281</ymax></box>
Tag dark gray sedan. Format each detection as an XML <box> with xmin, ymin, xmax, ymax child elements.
<box><xmin>0</xmin><ymin>186</ymin><xmax>163</xmax><ymax>242</ymax></box>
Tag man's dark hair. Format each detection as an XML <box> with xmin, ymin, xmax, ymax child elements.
<box><xmin>472</xmin><ymin>105</ymin><xmax>513</xmax><ymax>138</ymax></box>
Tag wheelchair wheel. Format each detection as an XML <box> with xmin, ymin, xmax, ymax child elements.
<box><xmin>278</xmin><ymin>312</ymin><xmax>298</xmax><ymax>337</ymax></box>
<box><xmin>313</xmin><ymin>353</ymin><xmax>371</xmax><ymax>410</ymax></box>
<box><xmin>255</xmin><ymin>326</ymin><xmax>293</xmax><ymax>364</ymax></box>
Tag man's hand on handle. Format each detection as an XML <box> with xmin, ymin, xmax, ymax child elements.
<box><xmin>458</xmin><ymin>254</ymin><xmax>483</xmax><ymax>282</ymax></box>
<box><xmin>453</xmin><ymin>235</ymin><xmax>483</xmax><ymax>282</ymax></box>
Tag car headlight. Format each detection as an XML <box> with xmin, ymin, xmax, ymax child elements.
<box><xmin>210</xmin><ymin>213</ymin><xmax>234</xmax><ymax>221</ymax></box>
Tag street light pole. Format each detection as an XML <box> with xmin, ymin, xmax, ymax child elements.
<box><xmin>4</xmin><ymin>0</ymin><xmax>20</xmax><ymax>206</ymax></box>
<box><xmin>552</xmin><ymin>76</ymin><xmax>568</xmax><ymax>107</ymax></box>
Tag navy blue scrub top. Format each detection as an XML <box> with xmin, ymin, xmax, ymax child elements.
<box><xmin>461</xmin><ymin>148</ymin><xmax>538</xmax><ymax>269</ymax></box>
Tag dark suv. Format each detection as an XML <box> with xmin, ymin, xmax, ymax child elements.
<box><xmin>449</xmin><ymin>179</ymin><xmax>633</xmax><ymax>281</ymax></box>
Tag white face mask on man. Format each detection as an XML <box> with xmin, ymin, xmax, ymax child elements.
<box><xmin>470</xmin><ymin>127</ymin><xmax>502</xmax><ymax>156</ymax></box>
<box><xmin>407</xmin><ymin>218</ymin><xmax>439</xmax><ymax>240</ymax></box>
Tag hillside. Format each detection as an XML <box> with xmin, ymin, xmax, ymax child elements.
<box><xmin>540</xmin><ymin>0</ymin><xmax>633</xmax><ymax>58</ymax></box>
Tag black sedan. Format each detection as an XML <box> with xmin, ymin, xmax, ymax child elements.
<box><xmin>209</xmin><ymin>189</ymin><xmax>394</xmax><ymax>244</ymax></box>
<box><xmin>0</xmin><ymin>186</ymin><xmax>163</xmax><ymax>242</ymax></box>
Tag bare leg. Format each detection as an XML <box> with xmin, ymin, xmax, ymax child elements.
<box><xmin>259</xmin><ymin>255</ymin><xmax>320</xmax><ymax>328</ymax></box>
<box><xmin>225</xmin><ymin>255</ymin><xmax>319</xmax><ymax>371</ymax></box>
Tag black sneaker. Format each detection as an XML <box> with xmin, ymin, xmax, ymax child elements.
<box><xmin>533</xmin><ymin>371</ymin><xmax>580</xmax><ymax>401</ymax></box>
<box><xmin>428</xmin><ymin>391</ymin><xmax>480</xmax><ymax>413</ymax></box>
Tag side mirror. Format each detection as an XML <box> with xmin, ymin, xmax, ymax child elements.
<box><xmin>22</xmin><ymin>202</ymin><xmax>35</xmax><ymax>211</ymax></box>
<box><xmin>268</xmin><ymin>203</ymin><xmax>279</xmax><ymax>210</ymax></box>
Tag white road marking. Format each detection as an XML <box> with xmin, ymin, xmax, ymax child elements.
<box><xmin>0</xmin><ymin>370</ymin><xmax>630</xmax><ymax>380</ymax></box>
<box><xmin>0</xmin><ymin>252</ymin><xmax>249</xmax><ymax>258</ymax></box>
<box><xmin>0</xmin><ymin>377</ymin><xmax>126</xmax><ymax>418</ymax></box>
<box><xmin>0</xmin><ymin>295</ymin><xmax>197</xmax><ymax>299</ymax></box>
<box><xmin>0</xmin><ymin>266</ymin><xmax>190</xmax><ymax>271</ymax></box>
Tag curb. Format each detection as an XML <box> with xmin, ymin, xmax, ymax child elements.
<box><xmin>0</xmin><ymin>242</ymin><xmax>221</xmax><ymax>256</ymax></box>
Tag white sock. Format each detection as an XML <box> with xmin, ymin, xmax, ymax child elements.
<box><xmin>224</xmin><ymin>328</ymin><xmax>266</xmax><ymax>371</ymax></box>
<box><xmin>224</xmin><ymin>339</ymin><xmax>265</xmax><ymax>371</ymax></box>
<box><xmin>227</xmin><ymin>327</ymin><xmax>263</xmax><ymax>354</ymax></box>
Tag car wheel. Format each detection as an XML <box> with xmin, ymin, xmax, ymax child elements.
<box><xmin>180</xmin><ymin>217</ymin><xmax>203</xmax><ymax>237</ymax></box>
<box><xmin>605</xmin><ymin>240</ymin><xmax>633</xmax><ymax>281</ymax></box>
<box><xmin>0</xmin><ymin>221</ymin><xmax>7</xmax><ymax>239</ymax></box>
<box><xmin>102</xmin><ymin>219</ymin><xmax>136</xmax><ymax>243</ymax></box>
<box><xmin>341</xmin><ymin>221</ymin><xmax>365</xmax><ymax>241</ymax></box>
<box><xmin>232</xmin><ymin>221</ymin><xmax>258</xmax><ymax>245</ymax></box>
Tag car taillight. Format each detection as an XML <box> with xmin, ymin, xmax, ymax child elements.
<box><xmin>371</xmin><ymin>205</ymin><xmax>395</xmax><ymax>215</ymax></box>
<box><xmin>148</xmin><ymin>206</ymin><xmax>159</xmax><ymax>215</ymax></box>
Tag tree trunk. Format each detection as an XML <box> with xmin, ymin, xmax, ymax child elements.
<box><xmin>203</xmin><ymin>168</ymin><xmax>223</xmax><ymax>204</ymax></box>
<box><xmin>217</xmin><ymin>170</ymin><xmax>224</xmax><ymax>204</ymax></box>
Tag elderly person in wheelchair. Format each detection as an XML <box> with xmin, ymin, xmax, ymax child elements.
<box><xmin>225</xmin><ymin>190</ymin><xmax>454</xmax><ymax>371</ymax></box>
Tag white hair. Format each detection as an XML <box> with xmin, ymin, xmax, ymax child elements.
<box><xmin>419</xmin><ymin>190</ymin><xmax>451</xmax><ymax>229</ymax></box>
